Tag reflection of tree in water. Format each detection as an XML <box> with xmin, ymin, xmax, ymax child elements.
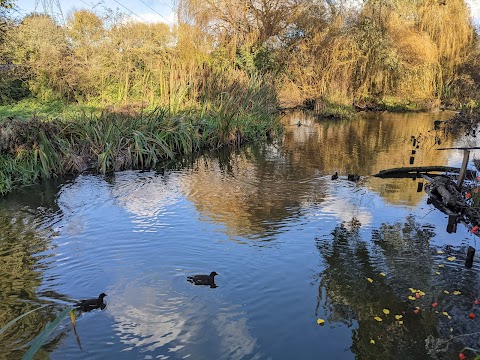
<box><xmin>314</xmin><ymin>215</ymin><xmax>480</xmax><ymax>359</ymax></box>
<box><xmin>0</xmin><ymin>201</ymin><xmax>67</xmax><ymax>358</ymax></box>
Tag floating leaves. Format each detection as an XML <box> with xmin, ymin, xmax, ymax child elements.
<box><xmin>382</xmin><ymin>309</ymin><xmax>390</xmax><ymax>315</ymax></box>
<box><xmin>442</xmin><ymin>311</ymin><xmax>449</xmax><ymax>316</ymax></box>
<box><xmin>447</xmin><ymin>256</ymin><xmax>456</xmax><ymax>261</ymax></box>
<box><xmin>453</xmin><ymin>291</ymin><xmax>462</xmax><ymax>295</ymax></box>
<box><xmin>374</xmin><ymin>316</ymin><xmax>383</xmax><ymax>322</ymax></box>
<box><xmin>395</xmin><ymin>315</ymin><xmax>403</xmax><ymax>320</ymax></box>
<box><xmin>438</xmin><ymin>264</ymin><xmax>445</xmax><ymax>268</ymax></box>
<box><xmin>444</xmin><ymin>290</ymin><xmax>450</xmax><ymax>295</ymax></box>
<box><xmin>367</xmin><ymin>278</ymin><xmax>373</xmax><ymax>283</ymax></box>
<box><xmin>468</xmin><ymin>313</ymin><xmax>476</xmax><ymax>319</ymax></box>
<box><xmin>317</xmin><ymin>318</ymin><xmax>325</xmax><ymax>326</ymax></box>
<box><xmin>475</xmin><ymin>298</ymin><xmax>479</xmax><ymax>305</ymax></box>
<box><xmin>435</xmin><ymin>272</ymin><xmax>441</xmax><ymax>275</ymax></box>
<box><xmin>408</xmin><ymin>295</ymin><xmax>416</xmax><ymax>301</ymax></box>
<box><xmin>370</xmin><ymin>339</ymin><xmax>375</xmax><ymax>345</ymax></box>
<box><xmin>432</xmin><ymin>302</ymin><xmax>438</xmax><ymax>308</ymax></box>
<box><xmin>379</xmin><ymin>272</ymin><xmax>386</xmax><ymax>277</ymax></box>
<box><xmin>437</xmin><ymin>250</ymin><xmax>444</xmax><ymax>254</ymax></box>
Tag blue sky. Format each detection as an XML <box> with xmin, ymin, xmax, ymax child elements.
<box><xmin>13</xmin><ymin>0</ymin><xmax>480</xmax><ymax>26</ymax></box>
<box><xmin>15</xmin><ymin>0</ymin><xmax>175</xmax><ymax>24</ymax></box>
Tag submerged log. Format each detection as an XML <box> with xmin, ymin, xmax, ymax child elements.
<box><xmin>373</xmin><ymin>166</ymin><xmax>476</xmax><ymax>179</ymax></box>
<box><xmin>466</xmin><ymin>246</ymin><xmax>475</xmax><ymax>269</ymax></box>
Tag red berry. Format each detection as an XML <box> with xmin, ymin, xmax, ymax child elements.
<box><xmin>459</xmin><ymin>352</ymin><xmax>466</xmax><ymax>360</ymax></box>
<box><xmin>469</xmin><ymin>313</ymin><xmax>476</xmax><ymax>319</ymax></box>
<box><xmin>432</xmin><ymin>302</ymin><xmax>438</xmax><ymax>308</ymax></box>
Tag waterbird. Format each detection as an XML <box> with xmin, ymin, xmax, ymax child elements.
<box><xmin>187</xmin><ymin>272</ymin><xmax>218</xmax><ymax>288</ymax></box>
<box><xmin>331</xmin><ymin>172</ymin><xmax>338</xmax><ymax>180</ymax></box>
<box><xmin>75</xmin><ymin>293</ymin><xmax>107</xmax><ymax>312</ymax></box>
<box><xmin>347</xmin><ymin>174</ymin><xmax>360</xmax><ymax>182</ymax></box>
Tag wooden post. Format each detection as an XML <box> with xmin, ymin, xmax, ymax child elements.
<box><xmin>457</xmin><ymin>149</ymin><xmax>470</xmax><ymax>191</ymax></box>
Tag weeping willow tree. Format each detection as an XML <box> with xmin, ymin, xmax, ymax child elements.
<box><xmin>280</xmin><ymin>0</ymin><xmax>476</xmax><ymax>107</ymax></box>
<box><xmin>418</xmin><ymin>0</ymin><xmax>474</xmax><ymax>99</ymax></box>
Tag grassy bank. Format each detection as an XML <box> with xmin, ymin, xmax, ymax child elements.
<box><xmin>0</xmin><ymin>106</ymin><xmax>281</xmax><ymax>195</ymax></box>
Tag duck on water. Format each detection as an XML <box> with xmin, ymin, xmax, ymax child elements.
<box><xmin>75</xmin><ymin>293</ymin><xmax>107</xmax><ymax>312</ymax></box>
<box><xmin>187</xmin><ymin>272</ymin><xmax>218</xmax><ymax>288</ymax></box>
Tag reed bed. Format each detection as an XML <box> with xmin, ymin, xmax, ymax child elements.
<box><xmin>0</xmin><ymin>103</ymin><xmax>280</xmax><ymax>195</ymax></box>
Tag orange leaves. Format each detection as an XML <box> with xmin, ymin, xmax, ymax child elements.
<box><xmin>468</xmin><ymin>313</ymin><xmax>476</xmax><ymax>319</ymax></box>
<box><xmin>432</xmin><ymin>302</ymin><xmax>438</xmax><ymax>308</ymax></box>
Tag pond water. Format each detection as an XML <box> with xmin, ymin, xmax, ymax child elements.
<box><xmin>2</xmin><ymin>111</ymin><xmax>480</xmax><ymax>360</ymax></box>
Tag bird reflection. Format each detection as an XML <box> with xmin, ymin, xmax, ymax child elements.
<box><xmin>187</xmin><ymin>271</ymin><xmax>218</xmax><ymax>288</ymax></box>
<box><xmin>75</xmin><ymin>292</ymin><xmax>107</xmax><ymax>312</ymax></box>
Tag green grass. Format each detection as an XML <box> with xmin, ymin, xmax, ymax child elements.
<box><xmin>0</xmin><ymin>99</ymin><xmax>102</xmax><ymax>121</ymax></box>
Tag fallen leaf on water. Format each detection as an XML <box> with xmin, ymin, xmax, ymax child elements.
<box><xmin>437</xmin><ymin>250</ymin><xmax>444</xmax><ymax>254</ymax></box>
<box><xmin>453</xmin><ymin>291</ymin><xmax>461</xmax><ymax>295</ymax></box>
<box><xmin>370</xmin><ymin>339</ymin><xmax>375</xmax><ymax>344</ymax></box>
<box><xmin>471</xmin><ymin>225</ymin><xmax>479</xmax><ymax>233</ymax></box>
<box><xmin>415</xmin><ymin>293</ymin><xmax>421</xmax><ymax>299</ymax></box>
<box><xmin>395</xmin><ymin>315</ymin><xmax>403</xmax><ymax>320</ymax></box>
<box><xmin>367</xmin><ymin>278</ymin><xmax>373</xmax><ymax>283</ymax></box>
<box><xmin>408</xmin><ymin>296</ymin><xmax>416</xmax><ymax>301</ymax></box>
<box><xmin>432</xmin><ymin>302</ymin><xmax>438</xmax><ymax>308</ymax></box>
<box><xmin>442</xmin><ymin>311</ymin><xmax>449</xmax><ymax>316</ymax></box>
<box><xmin>382</xmin><ymin>309</ymin><xmax>390</xmax><ymax>315</ymax></box>
<box><xmin>317</xmin><ymin>318</ymin><xmax>325</xmax><ymax>325</ymax></box>
<box><xmin>466</xmin><ymin>192</ymin><xmax>472</xmax><ymax>199</ymax></box>
<box><xmin>438</xmin><ymin>264</ymin><xmax>445</xmax><ymax>268</ymax></box>
<box><xmin>450</xmin><ymin>328</ymin><xmax>453</xmax><ymax>332</ymax></box>
<box><xmin>459</xmin><ymin>352</ymin><xmax>466</xmax><ymax>360</ymax></box>
<box><xmin>447</xmin><ymin>256</ymin><xmax>456</xmax><ymax>261</ymax></box>
<box><xmin>435</xmin><ymin>272</ymin><xmax>441</xmax><ymax>275</ymax></box>
<box><xmin>374</xmin><ymin>316</ymin><xmax>383</xmax><ymax>322</ymax></box>
<box><xmin>380</xmin><ymin>272</ymin><xmax>386</xmax><ymax>277</ymax></box>
<box><xmin>444</xmin><ymin>290</ymin><xmax>450</xmax><ymax>295</ymax></box>
<box><xmin>408</xmin><ymin>288</ymin><xmax>416</xmax><ymax>293</ymax></box>
<box><xmin>414</xmin><ymin>309</ymin><xmax>420</xmax><ymax>314</ymax></box>
<box><xmin>398</xmin><ymin>320</ymin><xmax>404</xmax><ymax>325</ymax></box>
<box><xmin>469</xmin><ymin>313</ymin><xmax>476</xmax><ymax>319</ymax></box>
<box><xmin>475</xmin><ymin>298</ymin><xmax>479</xmax><ymax>305</ymax></box>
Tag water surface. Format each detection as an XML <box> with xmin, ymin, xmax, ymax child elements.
<box><xmin>2</xmin><ymin>111</ymin><xmax>480</xmax><ymax>360</ymax></box>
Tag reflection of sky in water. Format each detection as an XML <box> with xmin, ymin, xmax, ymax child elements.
<box><xmin>5</xmin><ymin>111</ymin><xmax>480</xmax><ymax>360</ymax></box>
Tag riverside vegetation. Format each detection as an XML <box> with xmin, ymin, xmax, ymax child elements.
<box><xmin>0</xmin><ymin>0</ymin><xmax>479</xmax><ymax>194</ymax></box>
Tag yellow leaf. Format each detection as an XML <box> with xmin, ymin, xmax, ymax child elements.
<box><xmin>442</xmin><ymin>311</ymin><xmax>449</xmax><ymax>316</ymax></box>
<box><xmin>450</xmin><ymin>328</ymin><xmax>453</xmax><ymax>332</ymax></box>
<box><xmin>382</xmin><ymin>308</ymin><xmax>390</xmax><ymax>315</ymax></box>
<box><xmin>447</xmin><ymin>256</ymin><xmax>456</xmax><ymax>261</ymax></box>
<box><xmin>444</xmin><ymin>290</ymin><xmax>450</xmax><ymax>295</ymax></box>
<box><xmin>374</xmin><ymin>316</ymin><xmax>383</xmax><ymax>322</ymax></box>
<box><xmin>380</xmin><ymin>272</ymin><xmax>386</xmax><ymax>277</ymax></box>
<box><xmin>448</xmin><ymin>315</ymin><xmax>452</xmax><ymax>319</ymax></box>
<box><xmin>453</xmin><ymin>291</ymin><xmax>461</xmax><ymax>295</ymax></box>
<box><xmin>69</xmin><ymin>309</ymin><xmax>76</xmax><ymax>327</ymax></box>
<box><xmin>409</xmin><ymin>288</ymin><xmax>416</xmax><ymax>293</ymax></box>
<box><xmin>398</xmin><ymin>320</ymin><xmax>404</xmax><ymax>325</ymax></box>
<box><xmin>367</xmin><ymin>278</ymin><xmax>373</xmax><ymax>283</ymax></box>
<box><xmin>317</xmin><ymin>318</ymin><xmax>325</xmax><ymax>325</ymax></box>
<box><xmin>438</xmin><ymin>264</ymin><xmax>445</xmax><ymax>268</ymax></box>
<box><xmin>435</xmin><ymin>272</ymin><xmax>441</xmax><ymax>275</ymax></box>
<box><xmin>370</xmin><ymin>339</ymin><xmax>375</xmax><ymax>344</ymax></box>
<box><xmin>408</xmin><ymin>295</ymin><xmax>416</xmax><ymax>300</ymax></box>
<box><xmin>395</xmin><ymin>315</ymin><xmax>403</xmax><ymax>320</ymax></box>
<box><xmin>418</xmin><ymin>291</ymin><xmax>425</xmax><ymax>296</ymax></box>
<box><xmin>437</xmin><ymin>250</ymin><xmax>444</xmax><ymax>254</ymax></box>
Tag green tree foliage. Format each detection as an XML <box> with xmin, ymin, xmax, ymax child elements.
<box><xmin>0</xmin><ymin>0</ymin><xmax>477</xmax><ymax>108</ymax></box>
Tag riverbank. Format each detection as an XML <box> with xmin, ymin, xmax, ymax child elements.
<box><xmin>0</xmin><ymin>107</ymin><xmax>281</xmax><ymax>195</ymax></box>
